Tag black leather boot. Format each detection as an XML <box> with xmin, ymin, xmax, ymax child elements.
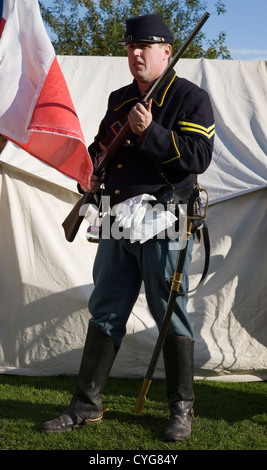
<box><xmin>163</xmin><ymin>335</ymin><xmax>195</xmax><ymax>441</ymax></box>
<box><xmin>40</xmin><ymin>323</ymin><xmax>118</xmax><ymax>433</ymax></box>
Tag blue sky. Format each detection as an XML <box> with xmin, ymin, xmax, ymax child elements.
<box><xmin>43</xmin><ymin>0</ymin><xmax>267</xmax><ymax>60</ymax></box>
<box><xmin>204</xmin><ymin>0</ymin><xmax>267</xmax><ymax>60</ymax></box>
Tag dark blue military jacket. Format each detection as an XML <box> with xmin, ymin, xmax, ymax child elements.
<box><xmin>88</xmin><ymin>69</ymin><xmax>215</xmax><ymax>207</ymax></box>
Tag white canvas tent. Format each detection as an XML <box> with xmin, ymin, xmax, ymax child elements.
<box><xmin>0</xmin><ymin>57</ymin><xmax>266</xmax><ymax>381</ymax></box>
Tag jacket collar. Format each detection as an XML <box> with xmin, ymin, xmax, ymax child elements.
<box><xmin>114</xmin><ymin>69</ymin><xmax>177</xmax><ymax>111</ymax></box>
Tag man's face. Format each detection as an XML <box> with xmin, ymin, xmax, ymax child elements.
<box><xmin>127</xmin><ymin>42</ymin><xmax>172</xmax><ymax>91</ymax></box>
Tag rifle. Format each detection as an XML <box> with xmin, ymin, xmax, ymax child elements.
<box><xmin>62</xmin><ymin>12</ymin><xmax>210</xmax><ymax>242</ymax></box>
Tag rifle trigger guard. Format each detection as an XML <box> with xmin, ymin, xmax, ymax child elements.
<box><xmin>110</xmin><ymin>120</ymin><xmax>123</xmax><ymax>136</ymax></box>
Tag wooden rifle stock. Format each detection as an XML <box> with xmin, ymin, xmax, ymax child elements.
<box><xmin>62</xmin><ymin>122</ymin><xmax>131</xmax><ymax>242</ymax></box>
<box><xmin>62</xmin><ymin>12</ymin><xmax>210</xmax><ymax>242</ymax></box>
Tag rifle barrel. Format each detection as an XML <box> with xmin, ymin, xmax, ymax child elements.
<box><xmin>144</xmin><ymin>12</ymin><xmax>210</xmax><ymax>104</ymax></box>
<box><xmin>94</xmin><ymin>12</ymin><xmax>210</xmax><ymax>175</ymax></box>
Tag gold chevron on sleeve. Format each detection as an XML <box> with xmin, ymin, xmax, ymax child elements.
<box><xmin>178</xmin><ymin>121</ymin><xmax>215</xmax><ymax>139</ymax></box>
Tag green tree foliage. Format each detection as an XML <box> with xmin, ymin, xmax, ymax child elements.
<box><xmin>39</xmin><ymin>0</ymin><xmax>231</xmax><ymax>59</ymax></box>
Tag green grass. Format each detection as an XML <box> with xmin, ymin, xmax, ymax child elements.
<box><xmin>0</xmin><ymin>375</ymin><xmax>266</xmax><ymax>452</ymax></box>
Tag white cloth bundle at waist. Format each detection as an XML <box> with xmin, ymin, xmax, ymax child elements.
<box><xmin>112</xmin><ymin>194</ymin><xmax>177</xmax><ymax>243</ymax></box>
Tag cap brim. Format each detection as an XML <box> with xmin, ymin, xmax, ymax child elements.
<box><xmin>115</xmin><ymin>40</ymin><xmax>128</xmax><ymax>46</ymax></box>
<box><xmin>115</xmin><ymin>36</ymin><xmax>172</xmax><ymax>46</ymax></box>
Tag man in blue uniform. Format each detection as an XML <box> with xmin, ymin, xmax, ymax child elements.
<box><xmin>40</xmin><ymin>14</ymin><xmax>215</xmax><ymax>441</ymax></box>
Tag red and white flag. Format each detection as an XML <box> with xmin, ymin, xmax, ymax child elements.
<box><xmin>0</xmin><ymin>0</ymin><xmax>92</xmax><ymax>187</ymax></box>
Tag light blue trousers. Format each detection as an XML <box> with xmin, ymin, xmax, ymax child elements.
<box><xmin>89</xmin><ymin>235</ymin><xmax>194</xmax><ymax>347</ymax></box>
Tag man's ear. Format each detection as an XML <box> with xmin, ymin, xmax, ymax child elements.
<box><xmin>164</xmin><ymin>44</ymin><xmax>172</xmax><ymax>62</ymax></box>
